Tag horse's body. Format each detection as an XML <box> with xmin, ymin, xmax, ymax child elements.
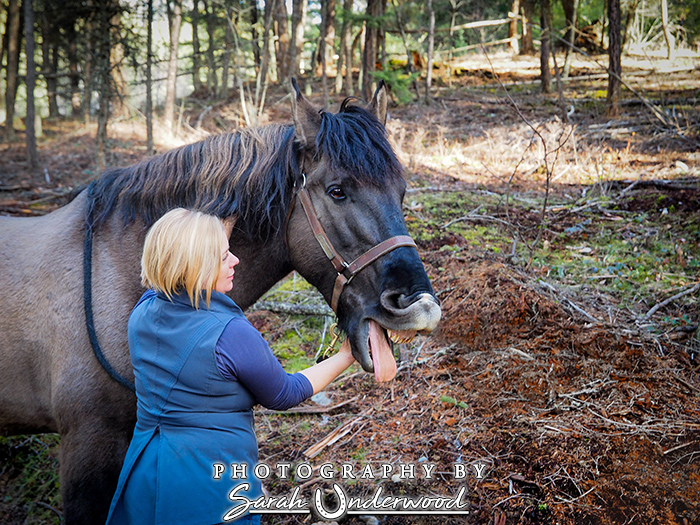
<box><xmin>0</xmin><ymin>84</ymin><xmax>441</xmax><ymax>523</ymax></box>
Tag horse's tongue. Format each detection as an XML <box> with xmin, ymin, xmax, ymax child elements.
<box><xmin>369</xmin><ymin>320</ymin><xmax>397</xmax><ymax>382</ymax></box>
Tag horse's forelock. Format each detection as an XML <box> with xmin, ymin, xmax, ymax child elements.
<box><xmin>315</xmin><ymin>104</ymin><xmax>403</xmax><ymax>186</ymax></box>
<box><xmin>90</xmin><ymin>125</ymin><xmax>298</xmax><ymax>242</ymax></box>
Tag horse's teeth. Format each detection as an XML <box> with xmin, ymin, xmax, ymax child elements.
<box><xmin>387</xmin><ymin>329</ymin><xmax>417</xmax><ymax>345</ymax></box>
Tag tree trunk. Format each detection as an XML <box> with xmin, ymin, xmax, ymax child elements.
<box><xmin>520</xmin><ymin>0</ymin><xmax>534</xmax><ymax>55</ymax></box>
<box><xmin>204</xmin><ymin>0</ymin><xmax>218</xmax><ymax>93</ymax></box>
<box><xmin>24</xmin><ymin>0</ymin><xmax>39</xmax><ymax>170</ymax></box>
<box><xmin>96</xmin><ymin>1</ymin><xmax>115</xmax><ymax>171</ymax></box>
<box><xmin>661</xmin><ymin>0</ymin><xmax>675</xmax><ymax>60</ymax></box>
<box><xmin>274</xmin><ymin>0</ymin><xmax>290</xmax><ymax>82</ymax></box>
<box><xmin>221</xmin><ymin>1</ymin><xmax>233</xmax><ymax>98</ymax></box>
<box><xmin>110</xmin><ymin>11</ymin><xmax>129</xmax><ymax>119</ymax></box>
<box><xmin>320</xmin><ymin>0</ymin><xmax>335</xmax><ymax>103</ymax></box>
<box><xmin>508</xmin><ymin>0</ymin><xmax>520</xmax><ymax>54</ymax></box>
<box><xmin>343</xmin><ymin>0</ymin><xmax>354</xmax><ymax>94</ymax></box>
<box><xmin>606</xmin><ymin>0</ymin><xmax>622</xmax><ymax>116</ymax></box>
<box><xmin>392</xmin><ymin>0</ymin><xmax>418</xmax><ymax>98</ymax></box>
<box><xmin>255</xmin><ymin>0</ymin><xmax>274</xmax><ymax>117</ymax></box>
<box><xmin>362</xmin><ymin>0</ymin><xmax>381</xmax><ymax>101</ymax></box>
<box><xmin>250</xmin><ymin>0</ymin><xmax>261</xmax><ymax>69</ymax></box>
<box><xmin>325</xmin><ymin>0</ymin><xmax>336</xmax><ymax>91</ymax></box>
<box><xmin>65</xmin><ymin>20</ymin><xmax>81</xmax><ymax>117</ymax></box>
<box><xmin>4</xmin><ymin>0</ymin><xmax>21</xmax><ymax>140</ymax></box>
<box><xmin>425</xmin><ymin>0</ymin><xmax>435</xmax><ymax>104</ymax></box>
<box><xmin>146</xmin><ymin>0</ymin><xmax>154</xmax><ymax>155</ymax></box>
<box><xmin>83</xmin><ymin>21</ymin><xmax>93</xmax><ymax>124</ymax></box>
<box><xmin>165</xmin><ymin>0</ymin><xmax>182</xmax><ymax>132</ymax></box>
<box><xmin>192</xmin><ymin>0</ymin><xmax>202</xmax><ymax>91</ymax></box>
<box><xmin>41</xmin><ymin>11</ymin><xmax>59</xmax><ymax>118</ymax></box>
<box><xmin>336</xmin><ymin>0</ymin><xmax>352</xmax><ymax>94</ymax></box>
<box><xmin>562</xmin><ymin>0</ymin><xmax>579</xmax><ymax>78</ymax></box>
<box><xmin>539</xmin><ymin>0</ymin><xmax>552</xmax><ymax>94</ymax></box>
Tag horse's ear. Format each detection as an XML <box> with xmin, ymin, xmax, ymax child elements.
<box><xmin>290</xmin><ymin>78</ymin><xmax>321</xmax><ymax>148</ymax></box>
<box><xmin>367</xmin><ymin>80</ymin><xmax>388</xmax><ymax>127</ymax></box>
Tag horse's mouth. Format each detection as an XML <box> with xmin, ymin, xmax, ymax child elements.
<box><xmin>357</xmin><ymin>320</ymin><xmax>417</xmax><ymax>382</ymax></box>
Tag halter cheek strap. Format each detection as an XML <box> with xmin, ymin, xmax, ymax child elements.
<box><xmin>294</xmin><ymin>174</ymin><xmax>417</xmax><ymax>313</ymax></box>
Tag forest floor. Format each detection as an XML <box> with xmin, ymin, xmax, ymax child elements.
<box><xmin>1</xmin><ymin>51</ymin><xmax>699</xmax><ymax>525</ymax></box>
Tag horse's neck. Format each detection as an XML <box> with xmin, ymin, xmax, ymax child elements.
<box><xmin>228</xmin><ymin>235</ymin><xmax>293</xmax><ymax>310</ymax></box>
<box><xmin>92</xmin><ymin>216</ymin><xmax>148</xmax><ymax>305</ymax></box>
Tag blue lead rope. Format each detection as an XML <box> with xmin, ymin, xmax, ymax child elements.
<box><xmin>83</xmin><ymin>181</ymin><xmax>136</xmax><ymax>393</ymax></box>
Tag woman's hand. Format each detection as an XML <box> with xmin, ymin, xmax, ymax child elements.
<box><xmin>336</xmin><ymin>338</ymin><xmax>352</xmax><ymax>359</ymax></box>
<box><xmin>300</xmin><ymin>338</ymin><xmax>355</xmax><ymax>395</ymax></box>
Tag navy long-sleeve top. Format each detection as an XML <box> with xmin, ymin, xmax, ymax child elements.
<box><xmin>214</xmin><ymin>317</ymin><xmax>313</xmax><ymax>410</ymax></box>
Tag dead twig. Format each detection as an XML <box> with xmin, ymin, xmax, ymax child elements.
<box><xmin>250</xmin><ymin>300</ymin><xmax>334</xmax><ymax>317</ymax></box>
<box><xmin>642</xmin><ymin>282</ymin><xmax>700</xmax><ymax>320</ymax></box>
<box><xmin>303</xmin><ymin>408</ymin><xmax>372</xmax><ymax>459</ymax></box>
<box><xmin>257</xmin><ymin>395</ymin><xmax>359</xmax><ymax>416</ymax></box>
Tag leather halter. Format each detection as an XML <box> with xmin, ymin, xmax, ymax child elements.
<box><xmin>293</xmin><ymin>174</ymin><xmax>417</xmax><ymax>313</ymax></box>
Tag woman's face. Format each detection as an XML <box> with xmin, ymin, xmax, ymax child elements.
<box><xmin>214</xmin><ymin>231</ymin><xmax>239</xmax><ymax>294</ymax></box>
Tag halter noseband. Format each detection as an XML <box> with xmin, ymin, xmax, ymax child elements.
<box><xmin>293</xmin><ymin>174</ymin><xmax>417</xmax><ymax>313</ymax></box>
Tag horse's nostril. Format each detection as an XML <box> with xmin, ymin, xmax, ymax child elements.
<box><xmin>380</xmin><ymin>291</ymin><xmax>405</xmax><ymax>310</ymax></box>
<box><xmin>381</xmin><ymin>290</ymin><xmax>424</xmax><ymax>311</ymax></box>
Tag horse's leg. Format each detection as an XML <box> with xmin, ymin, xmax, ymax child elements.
<box><xmin>59</xmin><ymin>418</ymin><xmax>132</xmax><ymax>524</ymax></box>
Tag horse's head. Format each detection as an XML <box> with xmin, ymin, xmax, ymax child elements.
<box><xmin>286</xmin><ymin>80</ymin><xmax>441</xmax><ymax>382</ymax></box>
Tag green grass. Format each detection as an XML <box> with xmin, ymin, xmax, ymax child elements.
<box><xmin>0</xmin><ymin>434</ymin><xmax>62</xmax><ymax>524</ymax></box>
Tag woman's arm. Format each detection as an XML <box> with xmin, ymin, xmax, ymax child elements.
<box><xmin>299</xmin><ymin>339</ymin><xmax>355</xmax><ymax>395</ymax></box>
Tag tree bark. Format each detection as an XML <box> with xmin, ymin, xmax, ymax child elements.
<box><xmin>254</xmin><ymin>0</ymin><xmax>274</xmax><ymax>117</ymax></box>
<box><xmin>110</xmin><ymin>11</ymin><xmax>129</xmax><ymax>119</ymax></box>
<box><xmin>65</xmin><ymin>19</ymin><xmax>81</xmax><ymax>117</ymax></box>
<box><xmin>24</xmin><ymin>0</ymin><xmax>39</xmax><ymax>170</ymax></box>
<box><xmin>320</xmin><ymin>0</ymin><xmax>336</xmax><ymax>103</ymax></box>
<box><xmin>165</xmin><ymin>0</ymin><xmax>182</xmax><ymax>132</ymax></box>
<box><xmin>41</xmin><ymin>11</ymin><xmax>59</xmax><ymax>118</ymax></box>
<box><xmin>660</xmin><ymin>0</ymin><xmax>675</xmax><ymax>60</ymax></box>
<box><xmin>289</xmin><ymin>0</ymin><xmax>304</xmax><ymax>77</ymax></box>
<box><xmin>519</xmin><ymin>0</ymin><xmax>534</xmax><ymax>55</ymax></box>
<box><xmin>324</xmin><ymin>0</ymin><xmax>336</xmax><ymax>93</ymax></box>
<box><xmin>508</xmin><ymin>0</ymin><xmax>520</xmax><ymax>54</ymax></box>
<box><xmin>4</xmin><ymin>0</ymin><xmax>21</xmax><ymax>140</ymax></box>
<box><xmin>274</xmin><ymin>0</ymin><xmax>290</xmax><ymax>82</ymax></box>
<box><xmin>336</xmin><ymin>0</ymin><xmax>353</xmax><ymax>94</ymax></box>
<box><xmin>83</xmin><ymin>19</ymin><xmax>93</xmax><ymax>125</ymax></box>
<box><xmin>146</xmin><ymin>0</ymin><xmax>154</xmax><ymax>155</ymax></box>
<box><xmin>362</xmin><ymin>0</ymin><xmax>381</xmax><ymax>101</ymax></box>
<box><xmin>606</xmin><ymin>0</ymin><xmax>622</xmax><ymax>116</ymax></box>
<box><xmin>425</xmin><ymin>0</ymin><xmax>435</xmax><ymax>104</ymax></box>
<box><xmin>221</xmin><ymin>1</ymin><xmax>233</xmax><ymax>98</ymax></box>
<box><xmin>192</xmin><ymin>0</ymin><xmax>202</xmax><ymax>91</ymax></box>
<box><xmin>96</xmin><ymin>1</ymin><xmax>115</xmax><ymax>171</ymax></box>
<box><xmin>562</xmin><ymin>0</ymin><xmax>579</xmax><ymax>78</ymax></box>
<box><xmin>539</xmin><ymin>0</ymin><xmax>552</xmax><ymax>94</ymax></box>
<box><xmin>391</xmin><ymin>0</ymin><xmax>418</xmax><ymax>98</ymax></box>
<box><xmin>204</xmin><ymin>0</ymin><xmax>218</xmax><ymax>93</ymax></box>
<box><xmin>249</xmin><ymin>0</ymin><xmax>260</xmax><ymax>69</ymax></box>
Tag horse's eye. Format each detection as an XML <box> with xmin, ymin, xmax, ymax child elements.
<box><xmin>328</xmin><ymin>186</ymin><xmax>346</xmax><ymax>200</ymax></box>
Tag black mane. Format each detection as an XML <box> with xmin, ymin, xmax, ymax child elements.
<box><xmin>87</xmin><ymin>103</ymin><xmax>402</xmax><ymax>242</ymax></box>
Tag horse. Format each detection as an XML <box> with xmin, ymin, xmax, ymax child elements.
<box><xmin>0</xmin><ymin>81</ymin><xmax>441</xmax><ymax>523</ymax></box>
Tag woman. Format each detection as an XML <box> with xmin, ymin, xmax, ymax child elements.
<box><xmin>106</xmin><ymin>208</ymin><xmax>355</xmax><ymax>525</ymax></box>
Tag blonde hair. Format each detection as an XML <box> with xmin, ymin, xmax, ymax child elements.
<box><xmin>141</xmin><ymin>208</ymin><xmax>226</xmax><ymax>309</ymax></box>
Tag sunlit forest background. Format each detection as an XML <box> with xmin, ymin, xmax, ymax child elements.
<box><xmin>1</xmin><ymin>0</ymin><xmax>698</xmax><ymax>170</ymax></box>
<box><xmin>1</xmin><ymin>1</ymin><xmax>700</xmax><ymax>524</ymax></box>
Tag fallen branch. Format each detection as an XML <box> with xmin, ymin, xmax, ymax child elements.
<box><xmin>642</xmin><ymin>282</ymin><xmax>700</xmax><ymax>320</ymax></box>
<box><xmin>303</xmin><ymin>408</ymin><xmax>371</xmax><ymax>459</ymax></box>
<box><xmin>662</xmin><ymin>441</ymin><xmax>697</xmax><ymax>456</ymax></box>
<box><xmin>537</xmin><ymin>280</ymin><xmax>602</xmax><ymax>325</ymax></box>
<box><xmin>257</xmin><ymin>395</ymin><xmax>359</xmax><ymax>416</ymax></box>
<box><xmin>250</xmin><ymin>300</ymin><xmax>334</xmax><ymax>317</ymax></box>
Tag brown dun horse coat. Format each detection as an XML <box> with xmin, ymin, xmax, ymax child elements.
<box><xmin>0</xmin><ymin>82</ymin><xmax>441</xmax><ymax>523</ymax></box>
